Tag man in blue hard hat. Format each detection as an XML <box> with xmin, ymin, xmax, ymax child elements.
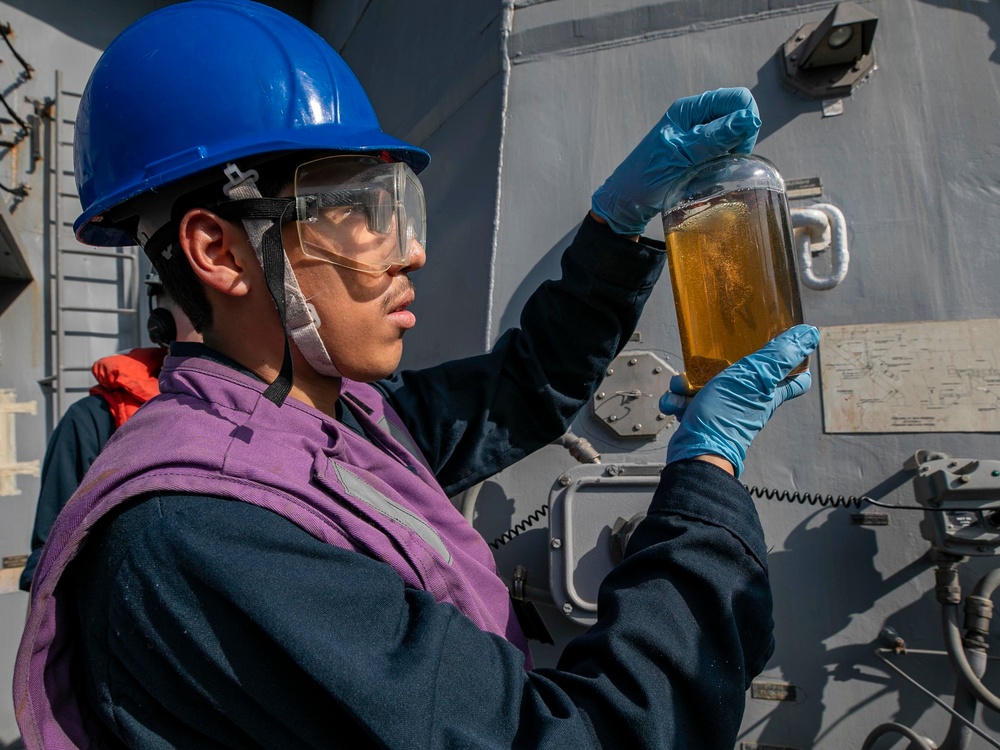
<box><xmin>14</xmin><ymin>1</ymin><xmax>818</xmax><ymax>748</ymax></box>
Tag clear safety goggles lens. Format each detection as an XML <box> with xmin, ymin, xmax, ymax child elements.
<box><xmin>294</xmin><ymin>156</ymin><xmax>426</xmax><ymax>273</ymax></box>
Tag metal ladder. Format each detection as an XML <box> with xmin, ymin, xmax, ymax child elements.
<box><xmin>43</xmin><ymin>70</ymin><xmax>142</xmax><ymax>425</ymax></box>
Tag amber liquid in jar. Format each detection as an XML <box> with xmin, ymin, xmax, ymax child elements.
<box><xmin>664</xmin><ymin>186</ymin><xmax>807</xmax><ymax>390</ymax></box>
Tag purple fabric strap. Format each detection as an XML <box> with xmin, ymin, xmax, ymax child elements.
<box><xmin>14</xmin><ymin>354</ymin><xmax>528</xmax><ymax>749</ymax></box>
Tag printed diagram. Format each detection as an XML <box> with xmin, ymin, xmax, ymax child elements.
<box><xmin>820</xmin><ymin>319</ymin><xmax>1000</xmax><ymax>433</ymax></box>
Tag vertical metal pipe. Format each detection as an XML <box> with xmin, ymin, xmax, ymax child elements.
<box><xmin>52</xmin><ymin>69</ymin><xmax>63</xmax><ymax>419</ymax></box>
<box><xmin>939</xmin><ymin>649</ymin><xmax>985</xmax><ymax>750</ymax></box>
<box><xmin>483</xmin><ymin>0</ymin><xmax>515</xmax><ymax>353</ymax></box>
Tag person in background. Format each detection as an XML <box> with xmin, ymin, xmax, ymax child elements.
<box><xmin>14</xmin><ymin>2</ymin><xmax>819</xmax><ymax>748</ymax></box>
<box><xmin>18</xmin><ymin>274</ymin><xmax>200</xmax><ymax>591</ymax></box>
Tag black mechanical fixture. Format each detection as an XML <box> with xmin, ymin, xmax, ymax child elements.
<box><xmin>780</xmin><ymin>2</ymin><xmax>878</xmax><ymax>100</ymax></box>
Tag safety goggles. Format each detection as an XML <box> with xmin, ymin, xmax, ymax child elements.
<box><xmin>294</xmin><ymin>155</ymin><xmax>426</xmax><ymax>274</ymax></box>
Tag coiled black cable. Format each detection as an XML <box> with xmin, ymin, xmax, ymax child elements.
<box><xmin>490</xmin><ymin>505</ymin><xmax>549</xmax><ymax>549</ymax></box>
<box><xmin>745</xmin><ymin>485</ymin><xmax>867</xmax><ymax>509</ymax></box>
<box><xmin>747</xmin><ymin>485</ymin><xmax>989</xmax><ymax>512</ymax></box>
<box><xmin>489</xmin><ymin>477</ymin><xmax>981</xmax><ymax>551</ymax></box>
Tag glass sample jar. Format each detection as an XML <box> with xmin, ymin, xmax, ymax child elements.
<box><xmin>661</xmin><ymin>154</ymin><xmax>806</xmax><ymax>390</ymax></box>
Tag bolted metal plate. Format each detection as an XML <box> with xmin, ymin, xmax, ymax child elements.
<box><xmin>592</xmin><ymin>351</ymin><xmax>674</xmax><ymax>438</ymax></box>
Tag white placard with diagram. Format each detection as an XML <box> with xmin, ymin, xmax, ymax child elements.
<box><xmin>820</xmin><ymin>319</ymin><xmax>1000</xmax><ymax>433</ymax></box>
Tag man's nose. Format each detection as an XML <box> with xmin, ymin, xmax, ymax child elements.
<box><xmin>390</xmin><ymin>238</ymin><xmax>426</xmax><ymax>275</ymax></box>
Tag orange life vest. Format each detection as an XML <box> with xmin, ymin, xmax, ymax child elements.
<box><xmin>89</xmin><ymin>347</ymin><xmax>166</xmax><ymax>428</ymax></box>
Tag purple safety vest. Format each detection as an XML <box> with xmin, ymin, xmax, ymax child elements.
<box><xmin>14</xmin><ymin>353</ymin><xmax>529</xmax><ymax>749</ymax></box>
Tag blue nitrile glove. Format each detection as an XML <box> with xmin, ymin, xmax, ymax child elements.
<box><xmin>659</xmin><ymin>325</ymin><xmax>819</xmax><ymax>477</ymax></box>
<box><xmin>591</xmin><ymin>87</ymin><xmax>761</xmax><ymax>236</ymax></box>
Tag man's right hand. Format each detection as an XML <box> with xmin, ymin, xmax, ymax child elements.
<box><xmin>590</xmin><ymin>87</ymin><xmax>761</xmax><ymax>237</ymax></box>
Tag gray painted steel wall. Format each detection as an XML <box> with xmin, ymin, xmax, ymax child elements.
<box><xmin>484</xmin><ymin>2</ymin><xmax>1000</xmax><ymax>748</ymax></box>
<box><xmin>343</xmin><ymin>1</ymin><xmax>1000</xmax><ymax>747</ymax></box>
<box><xmin>3</xmin><ymin>1</ymin><xmax>1000</xmax><ymax>748</ymax></box>
<box><xmin>315</xmin><ymin>0</ymin><xmax>506</xmax><ymax>365</ymax></box>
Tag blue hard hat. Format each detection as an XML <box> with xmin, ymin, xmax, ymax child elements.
<box><xmin>73</xmin><ymin>0</ymin><xmax>430</xmax><ymax>247</ymax></box>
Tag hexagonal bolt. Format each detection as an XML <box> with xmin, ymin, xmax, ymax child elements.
<box><xmin>656</xmin><ymin>413</ymin><xmax>666</xmax><ymax>421</ymax></box>
<box><xmin>653</xmin><ymin>366</ymin><xmax>663</xmax><ymax>374</ymax></box>
<box><xmin>632</xmin><ymin>424</ymin><xmax>642</xmax><ymax>432</ymax></box>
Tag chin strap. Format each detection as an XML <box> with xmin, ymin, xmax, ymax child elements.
<box><xmin>219</xmin><ymin>165</ymin><xmax>297</xmax><ymax>406</ymax></box>
<box><xmin>258</xmin><ymin>223</ymin><xmax>297</xmax><ymax>405</ymax></box>
<box><xmin>144</xmin><ymin>163</ymin><xmax>342</xmax><ymax>407</ymax></box>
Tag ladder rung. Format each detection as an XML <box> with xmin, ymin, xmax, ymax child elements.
<box><xmin>59</xmin><ymin>247</ymin><xmax>136</xmax><ymax>260</ymax></box>
<box><xmin>60</xmin><ymin>306</ymin><xmax>138</xmax><ymax>314</ymax></box>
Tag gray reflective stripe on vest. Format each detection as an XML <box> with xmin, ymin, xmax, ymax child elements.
<box><xmin>376</xmin><ymin>416</ymin><xmax>433</xmax><ymax>472</ymax></box>
<box><xmin>333</xmin><ymin>461</ymin><xmax>451</xmax><ymax>564</ymax></box>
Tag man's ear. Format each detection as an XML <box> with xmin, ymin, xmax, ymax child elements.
<box><xmin>178</xmin><ymin>208</ymin><xmax>253</xmax><ymax>297</ymax></box>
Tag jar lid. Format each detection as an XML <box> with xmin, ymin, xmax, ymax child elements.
<box><xmin>662</xmin><ymin>153</ymin><xmax>786</xmax><ymax>212</ymax></box>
